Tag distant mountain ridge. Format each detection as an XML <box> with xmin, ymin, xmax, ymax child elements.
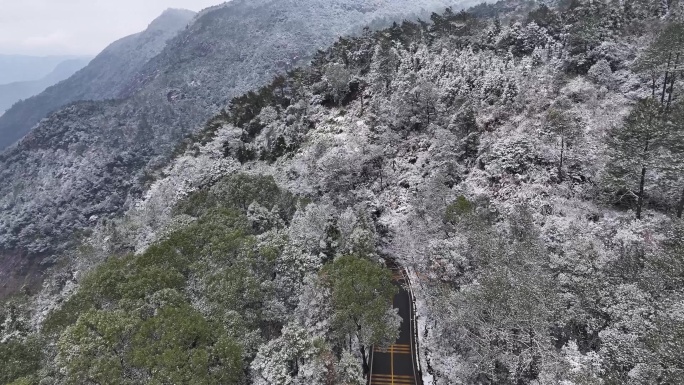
<box><xmin>0</xmin><ymin>58</ymin><xmax>91</xmax><ymax>114</ymax></box>
<box><xmin>0</xmin><ymin>8</ymin><xmax>196</xmax><ymax>150</ymax></box>
<box><xmin>0</xmin><ymin>55</ymin><xmax>86</xmax><ymax>84</ymax></box>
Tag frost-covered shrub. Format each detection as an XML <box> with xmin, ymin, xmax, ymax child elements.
<box><xmin>561</xmin><ymin>77</ymin><xmax>597</xmax><ymax>104</ymax></box>
<box><xmin>488</xmin><ymin>137</ymin><xmax>540</xmax><ymax>175</ymax></box>
<box><xmin>323</xmin><ymin>63</ymin><xmax>352</xmax><ymax>106</ymax></box>
<box><xmin>251</xmin><ymin>323</ymin><xmax>326</xmax><ymax>385</ymax></box>
<box><xmin>510</xmin><ymin>21</ymin><xmax>551</xmax><ymax>57</ymax></box>
<box><xmin>588</xmin><ymin>59</ymin><xmax>616</xmax><ymax>89</ymax></box>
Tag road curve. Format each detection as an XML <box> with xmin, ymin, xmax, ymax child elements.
<box><xmin>369</xmin><ymin>268</ymin><xmax>420</xmax><ymax>385</ymax></box>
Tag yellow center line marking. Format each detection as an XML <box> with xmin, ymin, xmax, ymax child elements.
<box><xmin>392</xmin><ymin>295</ymin><xmax>396</xmax><ymax>385</ymax></box>
<box><xmin>371</xmin><ymin>379</ymin><xmax>414</xmax><ymax>381</ymax></box>
<box><xmin>374</xmin><ymin>345</ymin><xmax>411</xmax><ymax>353</ymax></box>
<box><xmin>391</xmin><ymin>340</ymin><xmax>394</xmax><ymax>385</ymax></box>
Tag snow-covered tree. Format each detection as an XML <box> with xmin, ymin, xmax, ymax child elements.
<box><xmin>604</xmin><ymin>99</ymin><xmax>668</xmax><ymax>219</ymax></box>
<box><xmin>321</xmin><ymin>255</ymin><xmax>399</xmax><ymax>375</ymax></box>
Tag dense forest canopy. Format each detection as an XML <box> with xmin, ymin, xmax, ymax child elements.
<box><xmin>2</xmin><ymin>0</ymin><xmax>684</xmax><ymax>384</ymax></box>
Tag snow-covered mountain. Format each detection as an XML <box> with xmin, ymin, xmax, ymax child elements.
<box><xmin>2</xmin><ymin>1</ymin><xmax>684</xmax><ymax>384</ymax></box>
<box><xmin>0</xmin><ymin>0</ymin><xmax>473</xmax><ymax>295</ymax></box>
<box><xmin>0</xmin><ymin>8</ymin><xmax>196</xmax><ymax>150</ymax></box>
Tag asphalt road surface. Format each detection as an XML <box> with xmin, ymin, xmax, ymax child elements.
<box><xmin>369</xmin><ymin>269</ymin><xmax>419</xmax><ymax>385</ymax></box>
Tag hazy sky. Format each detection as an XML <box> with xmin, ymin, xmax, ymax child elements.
<box><xmin>0</xmin><ymin>0</ymin><xmax>226</xmax><ymax>56</ymax></box>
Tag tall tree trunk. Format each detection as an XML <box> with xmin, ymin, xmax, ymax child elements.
<box><xmin>558</xmin><ymin>136</ymin><xmax>565</xmax><ymax>182</ymax></box>
<box><xmin>666</xmin><ymin>53</ymin><xmax>680</xmax><ymax>111</ymax></box>
<box><xmin>661</xmin><ymin>52</ymin><xmax>672</xmax><ymax>106</ymax></box>
<box><xmin>360</xmin><ymin>91</ymin><xmax>365</xmax><ymax>116</ymax></box>
<box><xmin>677</xmin><ymin>187</ymin><xmax>684</xmax><ymax>219</ymax></box>
<box><xmin>637</xmin><ymin>165</ymin><xmax>647</xmax><ymax>220</ymax></box>
<box><xmin>661</xmin><ymin>71</ymin><xmax>670</xmax><ymax>105</ymax></box>
<box><xmin>636</xmin><ymin>129</ymin><xmax>653</xmax><ymax>220</ymax></box>
<box><xmin>666</xmin><ymin>72</ymin><xmax>677</xmax><ymax>111</ymax></box>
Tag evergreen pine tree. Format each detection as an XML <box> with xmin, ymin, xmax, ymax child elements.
<box><xmin>605</xmin><ymin>99</ymin><xmax>667</xmax><ymax>219</ymax></box>
<box><xmin>545</xmin><ymin>109</ymin><xmax>582</xmax><ymax>181</ymax></box>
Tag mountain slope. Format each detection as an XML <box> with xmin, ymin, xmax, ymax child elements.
<box><xmin>0</xmin><ymin>0</ymin><xmax>472</xmax><ymax>296</ymax></box>
<box><xmin>0</xmin><ymin>58</ymin><xmax>91</xmax><ymax>114</ymax></box>
<box><xmin>0</xmin><ymin>8</ymin><xmax>196</xmax><ymax>150</ymax></box>
<box><xmin>3</xmin><ymin>1</ymin><xmax>684</xmax><ymax>384</ymax></box>
<box><xmin>82</xmin><ymin>2</ymin><xmax>684</xmax><ymax>384</ymax></box>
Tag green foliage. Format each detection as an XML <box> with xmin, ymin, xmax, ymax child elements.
<box><xmin>203</xmin><ymin>258</ymin><xmax>269</xmax><ymax>327</ymax></box>
<box><xmin>229</xmin><ymin>90</ymin><xmax>273</xmax><ymax>130</ymax></box>
<box><xmin>0</xmin><ymin>337</ymin><xmax>42</xmax><ymax>385</ymax></box>
<box><xmin>44</xmin><ymin>237</ymin><xmax>200</xmax><ymax>334</ymax></box>
<box><xmin>634</xmin><ymin>21</ymin><xmax>683</xmax><ymax>108</ymax></box>
<box><xmin>18</xmin><ymin>3</ymin><xmax>684</xmax><ymax>384</ymax></box>
<box><xmin>44</xmin><ymin>191</ymin><xmax>269</xmax><ymax>383</ymax></box>
<box><xmin>643</xmin><ymin>223</ymin><xmax>684</xmax><ymax>293</ymax></box>
<box><xmin>321</xmin><ymin>224</ymin><xmax>341</xmax><ymax>263</ymax></box>
<box><xmin>6</xmin><ymin>377</ymin><xmax>36</xmax><ymax>385</ymax></box>
<box><xmin>322</xmin><ymin>255</ymin><xmax>398</xmax><ymax>348</ymax></box>
<box><xmin>57</xmin><ymin>291</ymin><xmax>244</xmax><ymax>385</ymax></box>
<box><xmin>445</xmin><ymin>196</ymin><xmax>475</xmax><ymax>224</ymax></box>
<box><xmin>52</xmin><ymin>242</ymin><xmax>193</xmax><ymax>316</ymax></box>
<box><xmin>39</xmin><ymin>172</ymin><xmax>300</xmax><ymax>382</ymax></box>
<box><xmin>615</xmin><ymin>223</ymin><xmax>684</xmax><ymax>382</ymax></box>
<box><xmin>175</xmin><ymin>173</ymin><xmax>299</xmax><ymax>225</ymax></box>
<box><xmin>42</xmin><ymin>291</ymin><xmax>94</xmax><ymax>335</ymax></box>
<box><xmin>323</xmin><ymin>63</ymin><xmax>352</xmax><ymax>106</ymax></box>
<box><xmin>130</xmin><ymin>294</ymin><xmax>242</xmax><ymax>385</ymax></box>
<box><xmin>546</xmin><ymin>109</ymin><xmax>581</xmax><ymax>142</ymax></box>
<box><xmin>455</xmin><ymin>106</ymin><xmax>478</xmax><ymax>134</ymax></box>
<box><xmin>58</xmin><ymin>309</ymin><xmax>137</xmax><ymax>384</ymax></box>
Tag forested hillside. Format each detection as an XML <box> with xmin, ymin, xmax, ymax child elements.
<box><xmin>2</xmin><ymin>0</ymin><xmax>684</xmax><ymax>384</ymax></box>
<box><xmin>0</xmin><ymin>0</ymin><xmax>466</xmax><ymax>299</ymax></box>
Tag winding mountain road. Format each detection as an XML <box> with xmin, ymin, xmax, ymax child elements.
<box><xmin>369</xmin><ymin>268</ymin><xmax>421</xmax><ymax>385</ymax></box>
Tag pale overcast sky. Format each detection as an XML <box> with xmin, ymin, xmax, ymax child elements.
<box><xmin>0</xmin><ymin>0</ymin><xmax>226</xmax><ymax>56</ymax></box>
